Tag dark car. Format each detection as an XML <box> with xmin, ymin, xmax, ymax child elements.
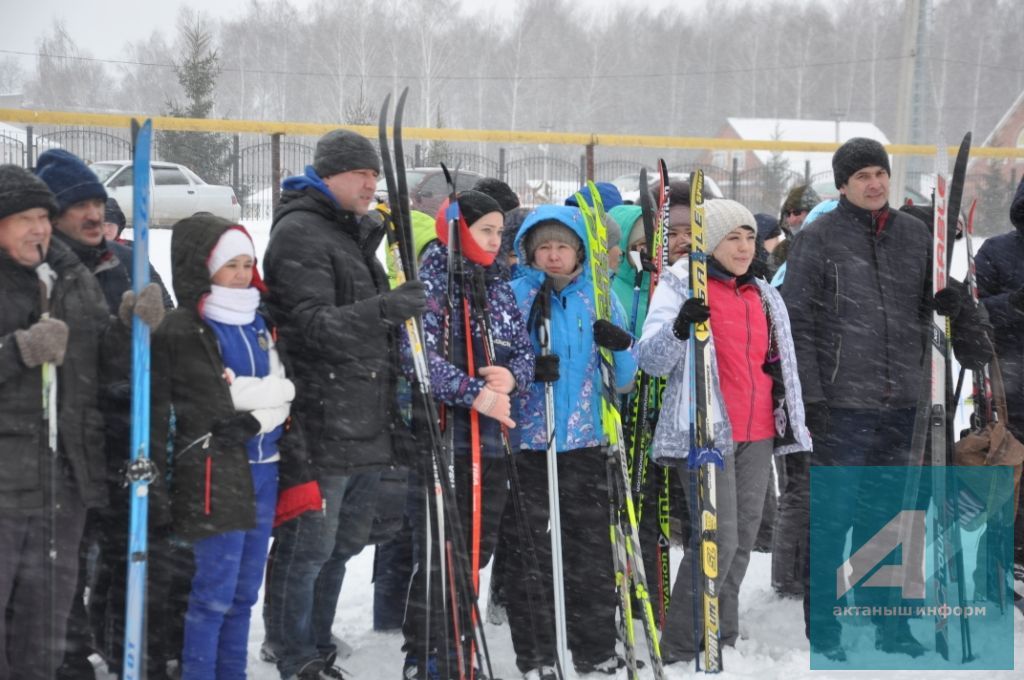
<box><xmin>376</xmin><ymin>167</ymin><xmax>484</xmax><ymax>218</ymax></box>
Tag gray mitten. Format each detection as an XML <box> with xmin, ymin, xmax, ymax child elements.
<box><xmin>119</xmin><ymin>282</ymin><xmax>166</xmax><ymax>330</ymax></box>
<box><xmin>15</xmin><ymin>317</ymin><xmax>70</xmax><ymax>367</ymax></box>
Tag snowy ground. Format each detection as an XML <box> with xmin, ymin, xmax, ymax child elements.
<box><xmin>109</xmin><ymin>222</ymin><xmax>1021</xmax><ymax>678</ymax></box>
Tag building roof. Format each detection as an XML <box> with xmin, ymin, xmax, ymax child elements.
<box><xmin>725</xmin><ymin>117</ymin><xmax>891</xmax><ymax>177</ymax></box>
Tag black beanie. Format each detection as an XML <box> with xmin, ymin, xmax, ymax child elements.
<box><xmin>472</xmin><ymin>177</ymin><xmax>520</xmax><ymax>212</ymax></box>
<box><xmin>754</xmin><ymin>213</ymin><xmax>781</xmax><ymax>241</ymax></box>
<box><xmin>457</xmin><ymin>190</ymin><xmax>503</xmax><ymax>227</ymax></box>
<box><xmin>0</xmin><ymin>164</ymin><xmax>58</xmax><ymax>221</ymax></box>
<box><xmin>312</xmin><ymin>129</ymin><xmax>380</xmax><ymax>178</ymax></box>
<box><xmin>105</xmin><ymin>197</ymin><xmax>127</xmax><ymax>230</ymax></box>
<box><xmin>34</xmin><ymin>149</ymin><xmax>107</xmax><ymax>213</ymax></box>
<box><xmin>832</xmin><ymin>138</ymin><xmax>890</xmax><ymax>189</ymax></box>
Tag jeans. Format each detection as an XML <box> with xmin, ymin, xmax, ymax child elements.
<box><xmin>803</xmin><ymin>406</ymin><xmax>917</xmax><ymax>648</ymax></box>
<box><xmin>263</xmin><ymin>471</ymin><xmax>381</xmax><ymax>678</ymax></box>
<box><xmin>182</xmin><ymin>462</ymin><xmax>278</xmax><ymax>680</ymax></box>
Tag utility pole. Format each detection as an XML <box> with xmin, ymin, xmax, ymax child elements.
<box><xmin>890</xmin><ymin>0</ymin><xmax>932</xmax><ymax>205</ymax></box>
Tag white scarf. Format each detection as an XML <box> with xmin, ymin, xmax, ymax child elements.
<box><xmin>203</xmin><ymin>285</ymin><xmax>261</xmax><ymax>325</ymax></box>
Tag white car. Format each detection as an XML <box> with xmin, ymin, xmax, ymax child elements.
<box><xmin>90</xmin><ymin>161</ymin><xmax>242</xmax><ymax>227</ymax></box>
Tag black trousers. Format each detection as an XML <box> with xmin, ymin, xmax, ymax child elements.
<box><xmin>502</xmin><ymin>447</ymin><xmax>618</xmax><ymax>674</ymax></box>
<box><xmin>401</xmin><ymin>454</ymin><xmax>509</xmax><ymax>664</ymax></box>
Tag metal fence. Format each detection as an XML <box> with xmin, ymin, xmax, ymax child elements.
<box><xmin>3</xmin><ymin>122</ymin><xmax>1020</xmax><ymax>226</ymax></box>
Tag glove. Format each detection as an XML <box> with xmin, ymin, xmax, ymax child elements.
<box><xmin>804</xmin><ymin>402</ymin><xmax>830</xmax><ymax>439</ymax></box>
<box><xmin>479</xmin><ymin>365</ymin><xmax>515</xmax><ymax>394</ymax></box>
<box><xmin>592</xmin><ymin>319</ymin><xmax>632</xmax><ymax>351</ymax></box>
<box><xmin>471</xmin><ymin>386</ymin><xmax>516</xmax><ymax>429</ymax></box>
<box><xmin>380</xmin><ymin>280</ymin><xmax>427</xmax><ymax>325</ymax></box>
<box><xmin>1009</xmin><ymin>286</ymin><xmax>1024</xmax><ymax>315</ymax></box>
<box><xmin>534</xmin><ymin>354</ymin><xmax>560</xmax><ymax>383</ymax></box>
<box><xmin>672</xmin><ymin>298</ymin><xmax>711</xmax><ymax>341</ymax></box>
<box><xmin>119</xmin><ymin>283</ymin><xmax>167</xmax><ymax>330</ymax></box>
<box><xmin>210</xmin><ymin>412</ymin><xmax>261</xmax><ymax>448</ymax></box>
<box><xmin>15</xmin><ymin>317</ymin><xmax>69</xmax><ymax>367</ymax></box>
<box><xmin>932</xmin><ymin>285</ymin><xmax>963</xmax><ymax>318</ymax></box>
<box><xmin>251</xmin><ymin>404</ymin><xmax>291</xmax><ymax>434</ymax></box>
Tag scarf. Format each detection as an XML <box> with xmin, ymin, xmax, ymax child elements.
<box><xmin>203</xmin><ymin>285</ymin><xmax>261</xmax><ymax>325</ymax></box>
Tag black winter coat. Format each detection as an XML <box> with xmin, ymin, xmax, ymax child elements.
<box><xmin>150</xmin><ymin>214</ymin><xmax>314</xmax><ymax>541</ymax></box>
<box><xmin>0</xmin><ymin>239</ymin><xmax>113</xmax><ymax>512</ymax></box>
<box><xmin>976</xmin><ymin>186</ymin><xmax>1024</xmax><ymax>439</ymax></box>
<box><xmin>782</xmin><ymin>198</ymin><xmax>989</xmax><ymax>409</ymax></box>
<box><xmin>264</xmin><ymin>186</ymin><xmax>400</xmax><ymax>475</ymax></box>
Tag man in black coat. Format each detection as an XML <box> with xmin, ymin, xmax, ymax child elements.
<box><xmin>782</xmin><ymin>138</ymin><xmax>991</xmax><ymax>662</ymax></box>
<box><xmin>0</xmin><ymin>165</ymin><xmax>126</xmax><ymax>680</ymax></box>
<box><xmin>975</xmin><ymin>175</ymin><xmax>1024</xmax><ymax>576</ymax></box>
<box><xmin>261</xmin><ymin>129</ymin><xmax>426</xmax><ymax>679</ymax></box>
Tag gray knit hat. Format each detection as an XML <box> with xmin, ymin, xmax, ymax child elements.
<box><xmin>701</xmin><ymin>199</ymin><xmax>757</xmax><ymax>254</ymax></box>
<box><xmin>832</xmin><ymin>137</ymin><xmax>890</xmax><ymax>189</ymax></box>
<box><xmin>0</xmin><ymin>164</ymin><xmax>58</xmax><ymax>222</ymax></box>
<box><xmin>312</xmin><ymin>129</ymin><xmax>380</xmax><ymax>178</ymax></box>
<box><xmin>524</xmin><ymin>221</ymin><xmax>583</xmax><ymax>263</ymax></box>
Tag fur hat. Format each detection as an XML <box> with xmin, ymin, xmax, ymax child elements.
<box><xmin>832</xmin><ymin>138</ymin><xmax>890</xmax><ymax>189</ymax></box>
<box><xmin>0</xmin><ymin>164</ymin><xmax>58</xmax><ymax>222</ymax></box>
<box><xmin>312</xmin><ymin>129</ymin><xmax>380</xmax><ymax>178</ymax></box>
<box><xmin>702</xmin><ymin>199</ymin><xmax>757</xmax><ymax>254</ymax></box>
<box><xmin>781</xmin><ymin>184</ymin><xmax>821</xmax><ymax>214</ymax></box>
<box><xmin>34</xmin><ymin>149</ymin><xmax>107</xmax><ymax>213</ymax></box>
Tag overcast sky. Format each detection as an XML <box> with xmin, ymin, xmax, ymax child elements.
<box><xmin>3</xmin><ymin>0</ymin><xmax>702</xmax><ymax>74</ymax></box>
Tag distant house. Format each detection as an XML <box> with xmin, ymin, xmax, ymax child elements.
<box><xmin>972</xmin><ymin>87</ymin><xmax>1024</xmax><ymax>186</ymax></box>
<box><xmin>697</xmin><ymin>117</ymin><xmax>891</xmax><ymax>198</ymax></box>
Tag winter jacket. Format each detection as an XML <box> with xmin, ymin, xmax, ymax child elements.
<box><xmin>636</xmin><ymin>257</ymin><xmax>812</xmax><ymax>466</ymax></box>
<box><xmin>150</xmin><ymin>215</ymin><xmax>316</xmax><ymax>541</ymax></box>
<box><xmin>976</xmin><ymin>189</ymin><xmax>1024</xmax><ymax>439</ymax></box>
<box><xmin>264</xmin><ymin>168</ymin><xmax>401</xmax><ymax>475</ymax></box>
<box><xmin>609</xmin><ymin>204</ymin><xmax>649</xmax><ymax>334</ymax></box>
<box><xmin>0</xmin><ymin>239</ymin><xmax>113</xmax><ymax>512</ymax></box>
<box><xmin>510</xmin><ymin>205</ymin><xmax>637</xmax><ymax>452</ymax></box>
<box><xmin>405</xmin><ymin>241</ymin><xmax>535</xmax><ymax>457</ymax></box>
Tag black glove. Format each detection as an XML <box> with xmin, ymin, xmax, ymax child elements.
<box><xmin>933</xmin><ymin>284</ymin><xmax>964</xmax><ymax>318</ymax></box>
<box><xmin>380</xmin><ymin>280</ymin><xmax>427</xmax><ymax>325</ymax></box>
<box><xmin>804</xmin><ymin>402</ymin><xmax>830</xmax><ymax>439</ymax></box>
<box><xmin>534</xmin><ymin>354</ymin><xmax>560</xmax><ymax>383</ymax></box>
<box><xmin>210</xmin><ymin>413</ymin><xmax>261</xmax><ymax>449</ymax></box>
<box><xmin>1009</xmin><ymin>286</ymin><xmax>1024</xmax><ymax>315</ymax></box>
<box><xmin>672</xmin><ymin>298</ymin><xmax>711</xmax><ymax>341</ymax></box>
<box><xmin>592</xmin><ymin>319</ymin><xmax>632</xmax><ymax>351</ymax></box>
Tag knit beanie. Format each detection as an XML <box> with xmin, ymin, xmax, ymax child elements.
<box><xmin>472</xmin><ymin>177</ymin><xmax>520</xmax><ymax>212</ymax></box>
<box><xmin>781</xmin><ymin>184</ymin><xmax>821</xmax><ymax>215</ymax></box>
<box><xmin>208</xmin><ymin>227</ymin><xmax>256</xmax><ymax>277</ymax></box>
<box><xmin>312</xmin><ymin>129</ymin><xmax>380</xmax><ymax>178</ymax></box>
<box><xmin>702</xmin><ymin>199</ymin><xmax>757</xmax><ymax>254</ymax></box>
<box><xmin>34</xmin><ymin>149</ymin><xmax>107</xmax><ymax>213</ymax></box>
<box><xmin>525</xmin><ymin>221</ymin><xmax>584</xmax><ymax>263</ymax></box>
<box><xmin>565</xmin><ymin>182</ymin><xmax>624</xmax><ymax>211</ymax></box>
<box><xmin>0</xmin><ymin>164</ymin><xmax>58</xmax><ymax>221</ymax></box>
<box><xmin>754</xmin><ymin>213</ymin><xmax>781</xmax><ymax>241</ymax></box>
<box><xmin>457</xmin><ymin>190</ymin><xmax>503</xmax><ymax>227</ymax></box>
<box><xmin>104</xmin><ymin>197</ymin><xmax>126</xmax><ymax>230</ymax></box>
<box><xmin>832</xmin><ymin>138</ymin><xmax>890</xmax><ymax>189</ymax></box>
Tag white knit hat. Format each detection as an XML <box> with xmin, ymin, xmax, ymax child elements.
<box><xmin>701</xmin><ymin>199</ymin><xmax>757</xmax><ymax>254</ymax></box>
<box><xmin>208</xmin><ymin>227</ymin><xmax>255</xmax><ymax>276</ymax></box>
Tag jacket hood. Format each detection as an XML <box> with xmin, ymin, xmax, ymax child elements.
<box><xmin>170</xmin><ymin>214</ymin><xmax>264</xmax><ymax>311</ymax></box>
<box><xmin>513</xmin><ymin>205</ymin><xmax>590</xmax><ymax>276</ymax></box>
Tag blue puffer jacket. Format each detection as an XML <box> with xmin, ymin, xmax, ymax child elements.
<box><xmin>511</xmin><ymin>205</ymin><xmax>637</xmax><ymax>453</ymax></box>
<box><xmin>975</xmin><ymin>176</ymin><xmax>1024</xmax><ymax>439</ymax></box>
<box><xmin>404</xmin><ymin>241</ymin><xmax>535</xmax><ymax>458</ymax></box>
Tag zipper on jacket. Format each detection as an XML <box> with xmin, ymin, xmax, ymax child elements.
<box><xmin>832</xmin><ymin>262</ymin><xmax>840</xmax><ymax>314</ymax></box>
<box><xmin>741</xmin><ymin>286</ymin><xmax>756</xmax><ymax>439</ymax></box>
<box><xmin>204</xmin><ymin>455</ymin><xmax>212</xmax><ymax>515</ymax></box>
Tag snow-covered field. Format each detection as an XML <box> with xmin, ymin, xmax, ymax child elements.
<box><xmin>111</xmin><ymin>221</ymin><xmax>1021</xmax><ymax>679</ymax></box>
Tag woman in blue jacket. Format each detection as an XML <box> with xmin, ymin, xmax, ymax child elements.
<box><xmin>503</xmin><ymin>205</ymin><xmax>637</xmax><ymax>679</ymax></box>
